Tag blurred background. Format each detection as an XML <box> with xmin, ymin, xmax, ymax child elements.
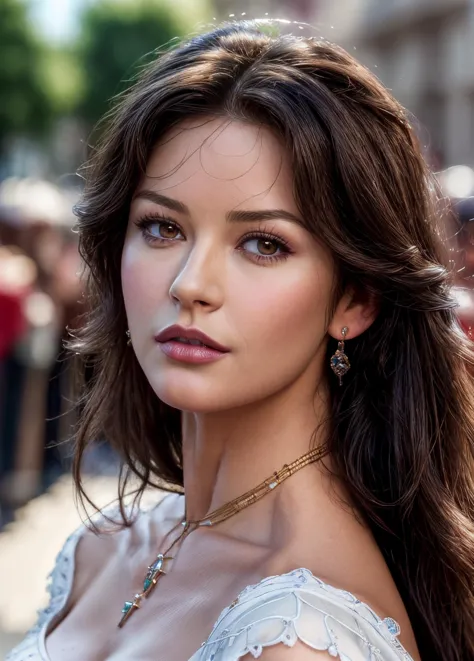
<box><xmin>1</xmin><ymin>0</ymin><xmax>474</xmax><ymax>654</ymax></box>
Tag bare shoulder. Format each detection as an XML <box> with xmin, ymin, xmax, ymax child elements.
<box><xmin>267</xmin><ymin>485</ymin><xmax>419</xmax><ymax>657</ymax></box>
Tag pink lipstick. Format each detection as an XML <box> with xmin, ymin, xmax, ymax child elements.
<box><xmin>155</xmin><ymin>325</ymin><xmax>230</xmax><ymax>364</ymax></box>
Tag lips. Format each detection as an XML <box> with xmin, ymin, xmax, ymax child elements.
<box><xmin>155</xmin><ymin>325</ymin><xmax>230</xmax><ymax>353</ymax></box>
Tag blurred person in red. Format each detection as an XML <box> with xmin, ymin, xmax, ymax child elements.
<box><xmin>0</xmin><ymin>208</ymin><xmax>39</xmax><ymax>518</ymax></box>
<box><xmin>0</xmin><ymin>246</ymin><xmax>35</xmax><ymax>359</ymax></box>
<box><xmin>0</xmin><ymin>181</ymin><xmax>81</xmax><ymax>513</ymax></box>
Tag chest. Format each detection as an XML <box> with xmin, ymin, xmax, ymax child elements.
<box><xmin>45</xmin><ymin>538</ymin><xmax>266</xmax><ymax>661</ymax></box>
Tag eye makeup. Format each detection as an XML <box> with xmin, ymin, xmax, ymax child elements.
<box><xmin>133</xmin><ymin>213</ymin><xmax>294</xmax><ymax>264</ymax></box>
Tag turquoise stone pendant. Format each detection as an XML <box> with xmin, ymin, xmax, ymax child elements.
<box><xmin>143</xmin><ymin>553</ymin><xmax>171</xmax><ymax>596</ymax></box>
<box><xmin>117</xmin><ymin>554</ymin><xmax>173</xmax><ymax>627</ymax></box>
<box><xmin>118</xmin><ymin>593</ymin><xmax>142</xmax><ymax>628</ymax></box>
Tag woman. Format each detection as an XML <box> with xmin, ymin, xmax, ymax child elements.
<box><xmin>8</xmin><ymin>20</ymin><xmax>474</xmax><ymax>661</ymax></box>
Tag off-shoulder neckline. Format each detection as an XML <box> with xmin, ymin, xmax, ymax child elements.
<box><xmin>192</xmin><ymin>568</ymin><xmax>413</xmax><ymax>661</ymax></box>
<box><xmin>34</xmin><ymin>495</ymin><xmax>411</xmax><ymax>661</ymax></box>
<box><xmin>37</xmin><ymin>545</ymin><xmax>409</xmax><ymax>661</ymax></box>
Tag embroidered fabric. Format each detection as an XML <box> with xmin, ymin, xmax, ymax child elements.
<box><xmin>189</xmin><ymin>569</ymin><xmax>413</xmax><ymax>661</ymax></box>
<box><xmin>6</xmin><ymin>510</ymin><xmax>413</xmax><ymax>661</ymax></box>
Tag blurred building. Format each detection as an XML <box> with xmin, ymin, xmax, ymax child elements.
<box><xmin>215</xmin><ymin>0</ymin><xmax>474</xmax><ymax>167</ymax></box>
<box><xmin>318</xmin><ymin>0</ymin><xmax>474</xmax><ymax>169</ymax></box>
<box><xmin>214</xmin><ymin>0</ymin><xmax>320</xmax><ymax>22</ymax></box>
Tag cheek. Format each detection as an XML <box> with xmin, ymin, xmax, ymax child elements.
<box><xmin>121</xmin><ymin>240</ymin><xmax>170</xmax><ymax>322</ymax></box>
<box><xmin>232</xmin><ymin>264</ymin><xmax>332</xmax><ymax>352</ymax></box>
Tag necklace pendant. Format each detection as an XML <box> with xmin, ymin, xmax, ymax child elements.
<box><xmin>117</xmin><ymin>448</ymin><xmax>327</xmax><ymax>628</ymax></box>
<box><xmin>143</xmin><ymin>553</ymin><xmax>172</xmax><ymax>596</ymax></box>
<box><xmin>118</xmin><ymin>593</ymin><xmax>142</xmax><ymax>628</ymax></box>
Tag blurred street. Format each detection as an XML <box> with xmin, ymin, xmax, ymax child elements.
<box><xmin>0</xmin><ymin>474</ymin><xmax>119</xmax><ymax>656</ymax></box>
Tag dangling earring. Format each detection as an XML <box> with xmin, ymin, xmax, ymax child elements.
<box><xmin>126</xmin><ymin>330</ymin><xmax>132</xmax><ymax>346</ymax></box>
<box><xmin>330</xmin><ymin>326</ymin><xmax>350</xmax><ymax>386</ymax></box>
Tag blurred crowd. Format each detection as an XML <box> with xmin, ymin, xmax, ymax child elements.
<box><xmin>0</xmin><ymin>178</ymin><xmax>82</xmax><ymax>525</ymax></box>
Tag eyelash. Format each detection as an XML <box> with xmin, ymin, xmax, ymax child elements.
<box><xmin>133</xmin><ymin>213</ymin><xmax>293</xmax><ymax>264</ymax></box>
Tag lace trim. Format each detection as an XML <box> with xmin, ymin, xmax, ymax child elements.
<box><xmin>6</xmin><ymin>503</ymin><xmax>413</xmax><ymax>661</ymax></box>
<box><xmin>192</xmin><ymin>569</ymin><xmax>413</xmax><ymax>661</ymax></box>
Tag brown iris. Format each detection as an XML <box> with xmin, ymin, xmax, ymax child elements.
<box><xmin>257</xmin><ymin>239</ymin><xmax>278</xmax><ymax>255</ymax></box>
<box><xmin>159</xmin><ymin>223</ymin><xmax>179</xmax><ymax>239</ymax></box>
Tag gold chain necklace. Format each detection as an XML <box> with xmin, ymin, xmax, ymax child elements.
<box><xmin>118</xmin><ymin>443</ymin><xmax>328</xmax><ymax>627</ymax></box>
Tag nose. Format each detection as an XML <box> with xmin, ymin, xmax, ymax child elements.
<box><xmin>169</xmin><ymin>239</ymin><xmax>224</xmax><ymax>312</ymax></box>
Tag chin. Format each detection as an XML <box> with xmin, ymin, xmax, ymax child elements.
<box><xmin>147</xmin><ymin>370</ymin><xmax>270</xmax><ymax>414</ymax></box>
<box><xmin>148</xmin><ymin>372</ymin><xmax>231</xmax><ymax>413</ymax></box>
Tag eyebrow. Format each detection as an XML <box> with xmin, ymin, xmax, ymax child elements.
<box><xmin>133</xmin><ymin>190</ymin><xmax>303</xmax><ymax>226</ymax></box>
<box><xmin>133</xmin><ymin>190</ymin><xmax>189</xmax><ymax>214</ymax></box>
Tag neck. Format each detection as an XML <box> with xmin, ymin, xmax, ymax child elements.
<box><xmin>181</xmin><ymin>376</ymin><xmax>330</xmax><ymax>523</ymax></box>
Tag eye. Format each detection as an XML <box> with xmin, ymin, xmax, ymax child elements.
<box><xmin>243</xmin><ymin>238</ymin><xmax>281</xmax><ymax>256</ymax></box>
<box><xmin>238</xmin><ymin>231</ymin><xmax>291</xmax><ymax>263</ymax></box>
<box><xmin>134</xmin><ymin>215</ymin><xmax>184</xmax><ymax>244</ymax></box>
<box><xmin>154</xmin><ymin>222</ymin><xmax>181</xmax><ymax>240</ymax></box>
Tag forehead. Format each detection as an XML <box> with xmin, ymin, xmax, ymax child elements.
<box><xmin>139</xmin><ymin>117</ymin><xmax>296</xmax><ymax>209</ymax></box>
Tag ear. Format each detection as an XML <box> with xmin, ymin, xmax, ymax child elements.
<box><xmin>327</xmin><ymin>286</ymin><xmax>378</xmax><ymax>341</ymax></box>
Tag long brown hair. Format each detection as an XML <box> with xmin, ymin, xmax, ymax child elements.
<box><xmin>71</xmin><ymin>21</ymin><xmax>474</xmax><ymax>660</ymax></box>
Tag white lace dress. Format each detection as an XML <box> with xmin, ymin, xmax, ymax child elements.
<box><xmin>6</xmin><ymin>515</ymin><xmax>414</xmax><ymax>661</ymax></box>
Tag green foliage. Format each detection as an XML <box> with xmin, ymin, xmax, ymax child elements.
<box><xmin>39</xmin><ymin>46</ymin><xmax>85</xmax><ymax>116</ymax></box>
<box><xmin>76</xmin><ymin>0</ymin><xmax>210</xmax><ymax>129</ymax></box>
<box><xmin>0</xmin><ymin>0</ymin><xmax>54</xmax><ymax>148</ymax></box>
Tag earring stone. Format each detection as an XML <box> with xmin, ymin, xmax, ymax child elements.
<box><xmin>126</xmin><ymin>330</ymin><xmax>132</xmax><ymax>346</ymax></box>
<box><xmin>330</xmin><ymin>326</ymin><xmax>350</xmax><ymax>386</ymax></box>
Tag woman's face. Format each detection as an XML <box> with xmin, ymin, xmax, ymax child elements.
<box><xmin>122</xmin><ymin>117</ymin><xmax>336</xmax><ymax>412</ymax></box>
